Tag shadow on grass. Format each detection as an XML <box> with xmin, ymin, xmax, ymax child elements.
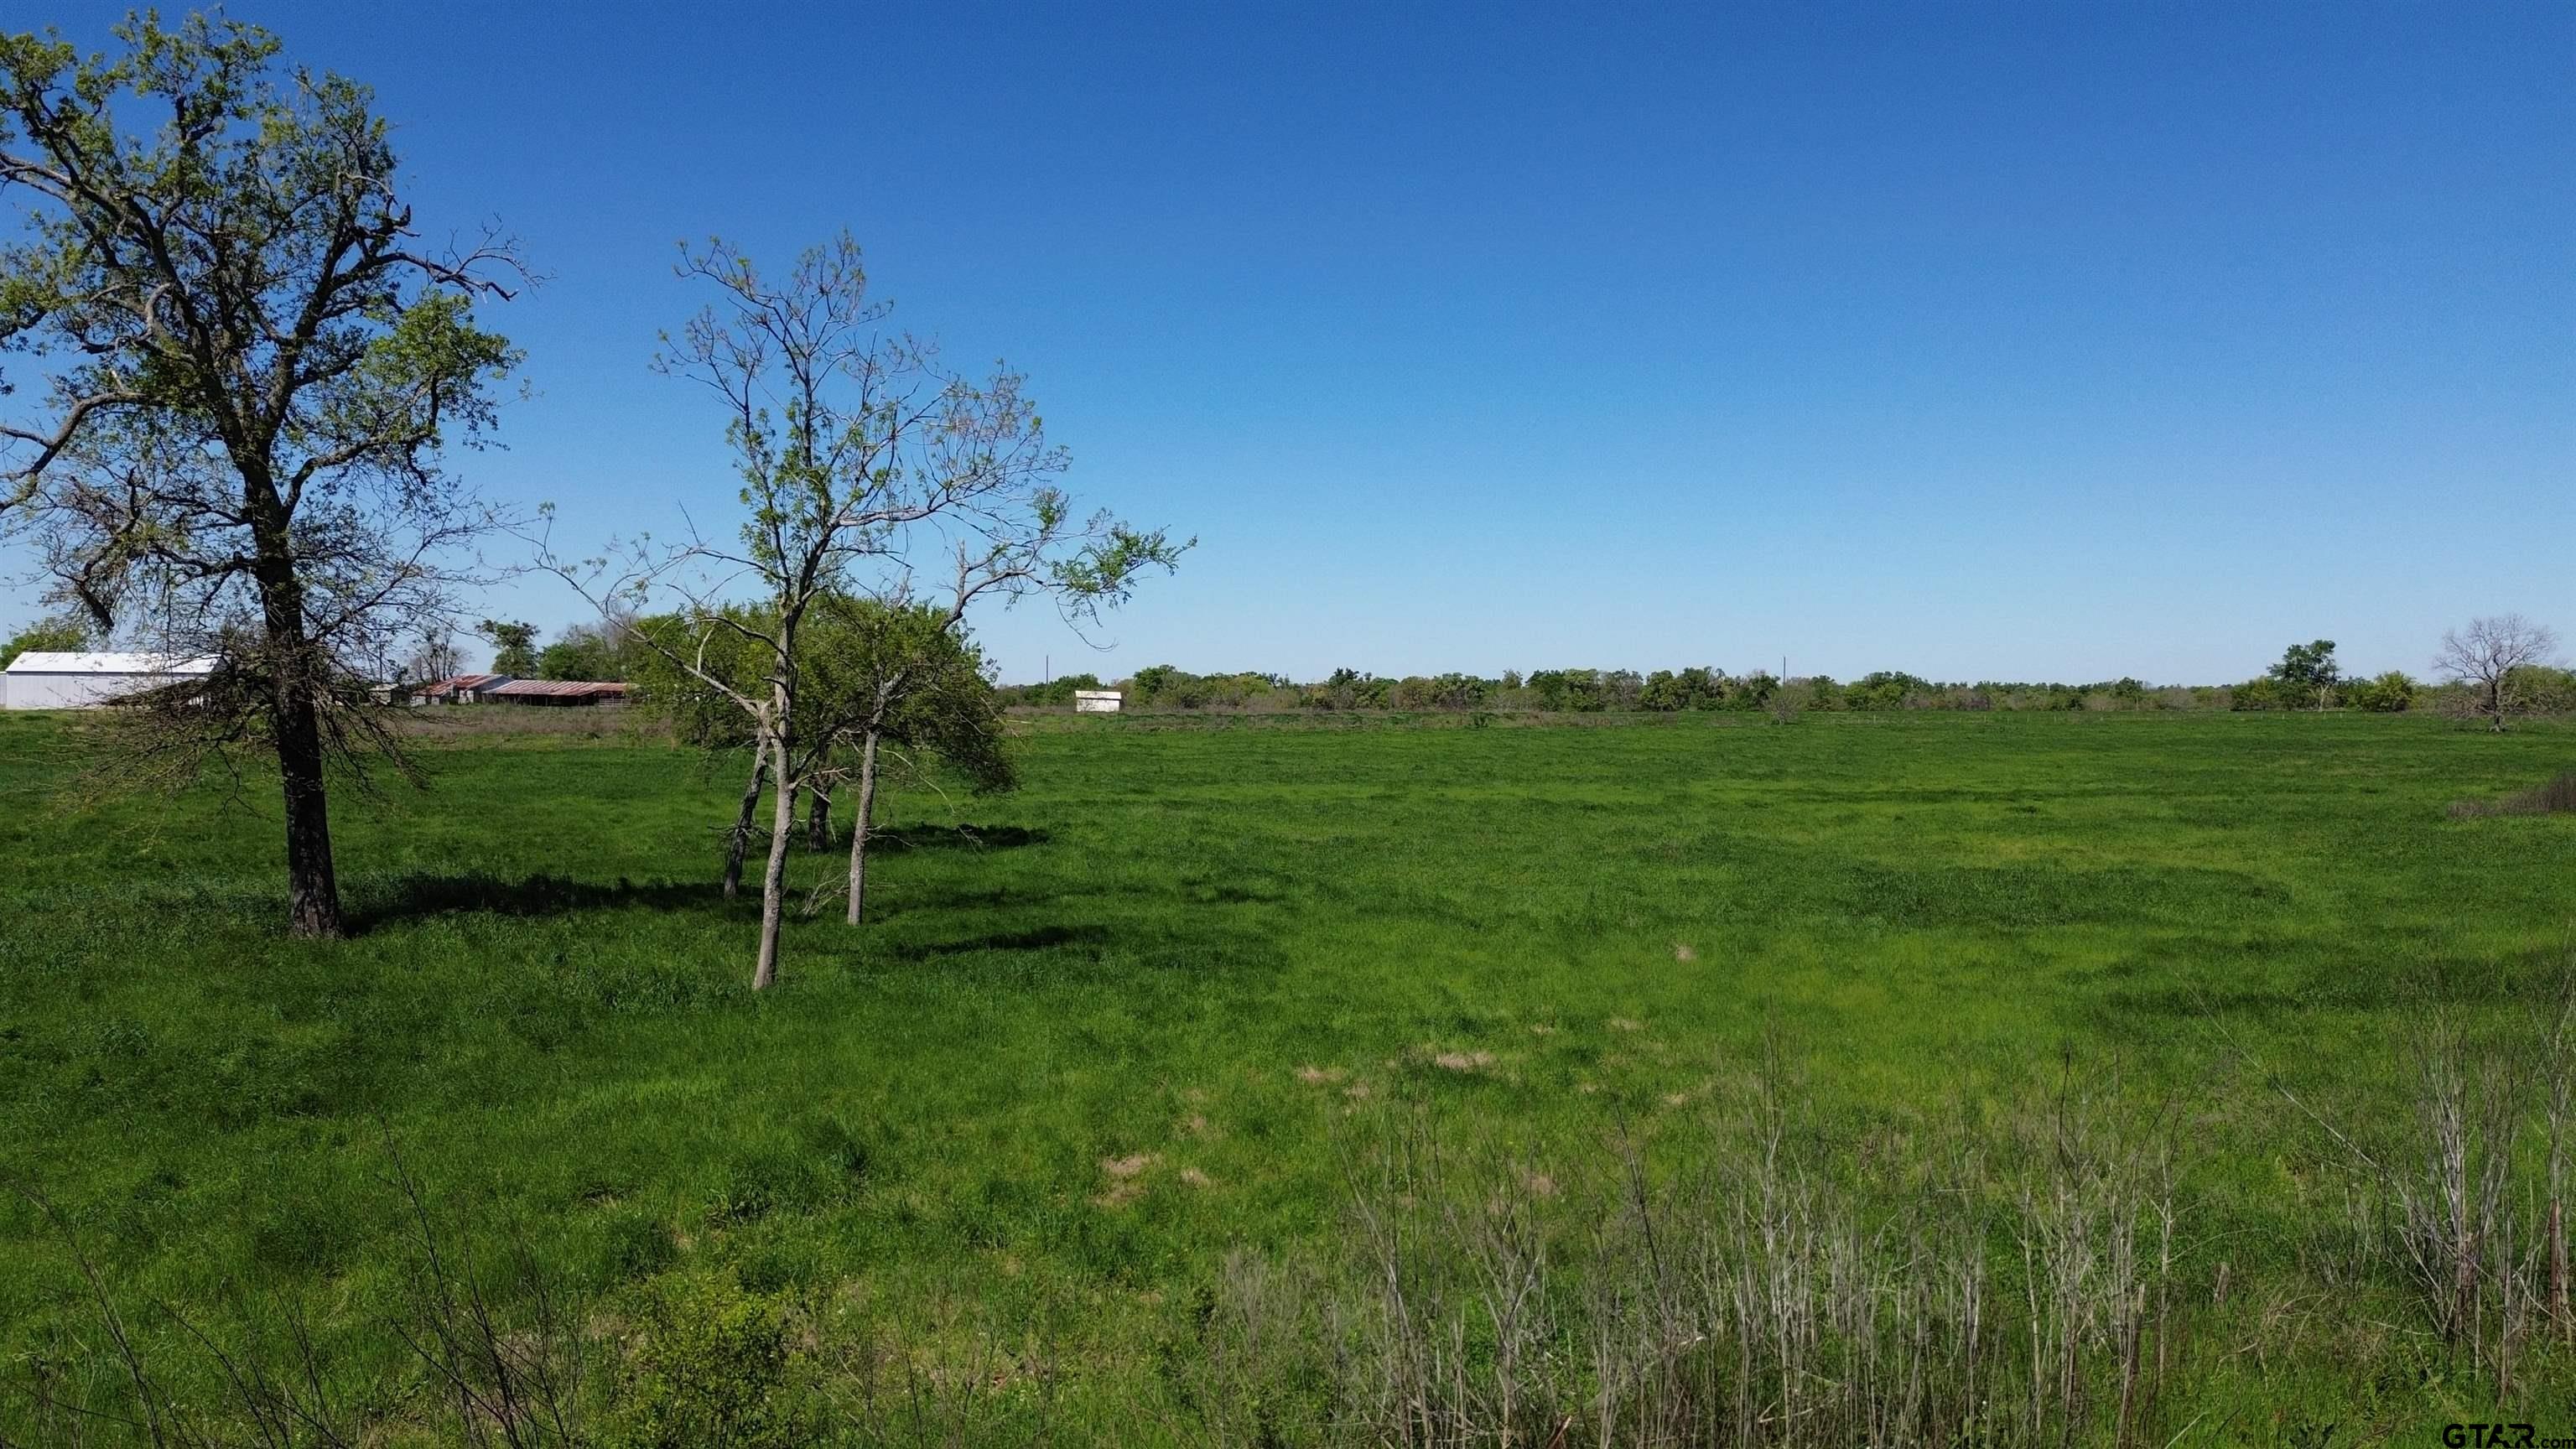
<box><xmin>917</xmin><ymin>923</ymin><xmax>1112</xmax><ymax>958</ymax></box>
<box><xmin>868</xmin><ymin>823</ymin><xmax>1052</xmax><ymax>854</ymax></box>
<box><xmin>2096</xmin><ymin>937</ymin><xmax>2575</xmax><ymax>1024</ymax></box>
<box><xmin>348</xmin><ymin>870</ymin><xmax>724</xmax><ymax>932</ymax></box>
<box><xmin>351</xmin><ymin>824</ymin><xmax>1051</xmax><ymax>932</ymax></box>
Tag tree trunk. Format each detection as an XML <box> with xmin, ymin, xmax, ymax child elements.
<box><xmin>275</xmin><ymin>686</ymin><xmax>342</xmax><ymax>938</ymax></box>
<box><xmin>752</xmin><ymin>730</ymin><xmax>795</xmax><ymax>990</ymax></box>
<box><xmin>722</xmin><ymin>755</ymin><xmax>767</xmax><ymax>899</ymax></box>
<box><xmin>251</xmin><ymin>509</ymin><xmax>342</xmax><ymax>940</ymax></box>
<box><xmin>804</xmin><ymin>782</ymin><xmax>833</xmax><ymax>849</ymax></box>
<box><xmin>846</xmin><ymin>729</ymin><xmax>880</xmax><ymax>926</ymax></box>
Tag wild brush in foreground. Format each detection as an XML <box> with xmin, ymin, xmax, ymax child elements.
<box><xmin>1179</xmin><ymin>1010</ymin><xmax>2576</xmax><ymax>1447</ymax></box>
<box><xmin>15</xmin><ymin>997</ymin><xmax>2576</xmax><ymax>1446</ymax></box>
<box><xmin>1184</xmin><ymin>1057</ymin><xmax>2189</xmax><ymax>1448</ymax></box>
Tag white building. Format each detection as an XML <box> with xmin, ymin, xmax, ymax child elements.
<box><xmin>1073</xmin><ymin>689</ymin><xmax>1124</xmax><ymax>714</ymax></box>
<box><xmin>2</xmin><ymin>652</ymin><xmax>217</xmax><ymax>709</ymax></box>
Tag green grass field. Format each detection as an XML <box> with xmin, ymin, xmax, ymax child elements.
<box><xmin>3</xmin><ymin>708</ymin><xmax>2573</xmax><ymax>1443</ymax></box>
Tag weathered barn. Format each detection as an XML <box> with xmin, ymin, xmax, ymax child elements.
<box><xmin>414</xmin><ymin>673</ymin><xmax>514</xmax><ymax>704</ymax></box>
<box><xmin>1073</xmin><ymin>689</ymin><xmax>1124</xmax><ymax>714</ymax></box>
<box><xmin>2</xmin><ymin>652</ymin><xmax>217</xmax><ymax>709</ymax></box>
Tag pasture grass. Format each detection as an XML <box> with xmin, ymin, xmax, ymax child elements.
<box><xmin>2</xmin><ymin>707</ymin><xmax>2573</xmax><ymax>1441</ymax></box>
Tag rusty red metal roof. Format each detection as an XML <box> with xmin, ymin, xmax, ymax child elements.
<box><xmin>421</xmin><ymin>673</ymin><xmax>506</xmax><ymax>693</ymax></box>
<box><xmin>484</xmin><ymin>679</ymin><xmax>628</xmax><ymax>699</ymax></box>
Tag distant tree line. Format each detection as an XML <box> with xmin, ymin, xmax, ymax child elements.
<box><xmin>460</xmin><ymin>615</ymin><xmax>644</xmax><ymax>683</ymax></box>
<box><xmin>999</xmin><ymin>622</ymin><xmax>2571</xmax><ymax>725</ymax></box>
<box><xmin>999</xmin><ymin>664</ymin><xmax>2179</xmax><ymax>714</ymax></box>
<box><xmin>2228</xmin><ymin>626</ymin><xmax>2572</xmax><ymax>729</ymax></box>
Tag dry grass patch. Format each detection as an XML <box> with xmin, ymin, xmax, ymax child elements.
<box><xmin>1094</xmin><ymin>1152</ymin><xmax>1158</xmax><ymax>1208</ymax></box>
<box><xmin>2449</xmin><ymin>771</ymin><xmax>2576</xmax><ymax>818</ymax></box>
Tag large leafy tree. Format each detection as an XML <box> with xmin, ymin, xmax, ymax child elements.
<box><xmin>475</xmin><ymin>618</ymin><xmax>540</xmax><ymax>675</ymax></box>
<box><xmin>2267</xmin><ymin>640</ymin><xmax>2340</xmax><ymax>713</ymax></box>
<box><xmin>0</xmin><ymin>14</ymin><xmax>522</xmax><ymax>937</ymax></box>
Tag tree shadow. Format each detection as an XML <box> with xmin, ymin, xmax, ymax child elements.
<box><xmin>348</xmin><ymin>871</ymin><xmax>725</xmax><ymax>933</ymax></box>
<box><xmin>868</xmin><ymin>823</ymin><xmax>1051</xmax><ymax>854</ymax></box>
<box><xmin>916</xmin><ymin>923</ymin><xmax>1112</xmax><ymax>958</ymax></box>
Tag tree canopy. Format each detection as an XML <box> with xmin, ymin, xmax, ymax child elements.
<box><xmin>0</xmin><ymin>13</ymin><xmax>523</xmax><ymax>935</ymax></box>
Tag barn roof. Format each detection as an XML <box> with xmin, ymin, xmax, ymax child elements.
<box><xmin>3</xmin><ymin>652</ymin><xmax>216</xmax><ymax>675</ymax></box>
<box><xmin>485</xmin><ymin>679</ymin><xmax>627</xmax><ymax>699</ymax></box>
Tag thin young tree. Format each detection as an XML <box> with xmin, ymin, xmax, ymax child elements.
<box><xmin>543</xmin><ymin>233</ymin><xmax>1182</xmax><ymax>989</ymax></box>
<box><xmin>2434</xmin><ymin>614</ymin><xmax>2561</xmax><ymax>733</ymax></box>
<box><xmin>0</xmin><ymin>15</ymin><xmax>523</xmax><ymax>937</ymax></box>
<box><xmin>801</xmin><ymin>595</ymin><xmax>1015</xmax><ymax>924</ymax></box>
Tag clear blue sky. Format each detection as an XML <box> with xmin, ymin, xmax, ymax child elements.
<box><xmin>11</xmin><ymin>1</ymin><xmax>2572</xmax><ymax>683</ymax></box>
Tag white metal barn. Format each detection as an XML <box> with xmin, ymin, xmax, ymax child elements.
<box><xmin>1072</xmin><ymin>689</ymin><xmax>1124</xmax><ymax>714</ymax></box>
<box><xmin>1</xmin><ymin>652</ymin><xmax>216</xmax><ymax>709</ymax></box>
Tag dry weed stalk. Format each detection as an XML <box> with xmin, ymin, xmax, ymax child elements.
<box><xmin>1308</xmin><ymin>1051</ymin><xmax>2188</xmax><ymax>1448</ymax></box>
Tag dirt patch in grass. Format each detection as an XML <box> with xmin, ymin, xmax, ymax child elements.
<box><xmin>1094</xmin><ymin>1152</ymin><xmax>1158</xmax><ymax>1208</ymax></box>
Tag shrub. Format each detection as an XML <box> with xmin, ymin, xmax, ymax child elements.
<box><xmin>2230</xmin><ymin>676</ymin><xmax>2293</xmax><ymax>711</ymax></box>
<box><xmin>2510</xmin><ymin>665</ymin><xmax>2576</xmax><ymax>717</ymax></box>
<box><xmin>2346</xmin><ymin>670</ymin><xmax>2418</xmax><ymax>713</ymax></box>
<box><xmin>1306</xmin><ymin>667</ymin><xmax>1390</xmax><ymax>710</ymax></box>
<box><xmin>1724</xmin><ymin>670</ymin><xmax>1780</xmax><ymax>710</ymax></box>
<box><xmin>604</xmin><ymin>1270</ymin><xmax>816</xmax><ymax>1449</ymax></box>
<box><xmin>1527</xmin><ymin>668</ymin><xmax>1609</xmax><ymax>712</ymax></box>
<box><xmin>1845</xmin><ymin>670</ymin><xmax>1930</xmax><ymax>712</ymax></box>
<box><xmin>1638</xmin><ymin>666</ymin><xmax>1726</xmax><ymax>712</ymax></box>
<box><xmin>1390</xmin><ymin>673</ymin><xmax>1494</xmax><ymax>711</ymax></box>
<box><xmin>1008</xmin><ymin>672</ymin><xmax>1101</xmax><ymax>707</ymax></box>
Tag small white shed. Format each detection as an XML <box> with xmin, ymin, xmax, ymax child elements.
<box><xmin>1072</xmin><ymin>689</ymin><xmax>1124</xmax><ymax>714</ymax></box>
<box><xmin>2</xmin><ymin>652</ymin><xmax>216</xmax><ymax>709</ymax></box>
